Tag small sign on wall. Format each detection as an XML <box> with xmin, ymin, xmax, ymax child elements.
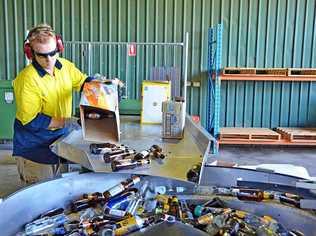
<box><xmin>128</xmin><ymin>44</ymin><xmax>137</xmax><ymax>56</ymax></box>
<box><xmin>4</xmin><ymin>91</ymin><xmax>14</xmax><ymax>104</ymax></box>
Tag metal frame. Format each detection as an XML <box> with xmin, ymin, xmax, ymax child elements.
<box><xmin>63</xmin><ymin>33</ymin><xmax>189</xmax><ymax>105</ymax></box>
<box><xmin>51</xmin><ymin>114</ymin><xmax>214</xmax><ymax>181</ymax></box>
<box><xmin>207</xmin><ymin>24</ymin><xmax>223</xmax><ymax>154</ymax></box>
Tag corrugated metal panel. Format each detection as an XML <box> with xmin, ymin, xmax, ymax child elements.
<box><xmin>221</xmin><ymin>80</ymin><xmax>316</xmax><ymax>127</ymax></box>
<box><xmin>217</xmin><ymin>0</ymin><xmax>316</xmax><ymax>128</ymax></box>
<box><xmin>0</xmin><ymin>0</ymin><xmax>315</xmax><ymax>128</ymax></box>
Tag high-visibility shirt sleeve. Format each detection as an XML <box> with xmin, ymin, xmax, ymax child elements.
<box><xmin>80</xmin><ymin>76</ymin><xmax>95</xmax><ymax>92</ymax></box>
<box><xmin>68</xmin><ymin>61</ymin><xmax>88</xmax><ymax>91</ymax></box>
<box><xmin>13</xmin><ymin>75</ymin><xmax>47</xmax><ymax>126</ymax></box>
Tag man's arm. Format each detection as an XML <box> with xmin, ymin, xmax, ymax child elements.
<box><xmin>66</xmin><ymin>60</ymin><xmax>92</xmax><ymax>91</ymax></box>
<box><xmin>14</xmin><ymin>75</ymin><xmax>66</xmax><ymax>130</ymax></box>
<box><xmin>48</xmin><ymin>117</ymin><xmax>65</xmax><ymax>129</ymax></box>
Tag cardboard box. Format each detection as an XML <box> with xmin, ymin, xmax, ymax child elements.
<box><xmin>80</xmin><ymin>81</ymin><xmax>120</xmax><ymax>143</ymax></box>
<box><xmin>162</xmin><ymin>99</ymin><xmax>185</xmax><ymax>139</ymax></box>
<box><xmin>141</xmin><ymin>81</ymin><xmax>171</xmax><ymax>124</ymax></box>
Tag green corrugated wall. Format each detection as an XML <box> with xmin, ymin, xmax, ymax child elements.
<box><xmin>0</xmin><ymin>0</ymin><xmax>315</xmax><ymax>130</ymax></box>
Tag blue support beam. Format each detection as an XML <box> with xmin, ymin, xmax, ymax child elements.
<box><xmin>207</xmin><ymin>24</ymin><xmax>223</xmax><ymax>154</ymax></box>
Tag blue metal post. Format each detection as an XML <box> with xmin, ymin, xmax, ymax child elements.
<box><xmin>206</xmin><ymin>28</ymin><xmax>213</xmax><ymax>132</ymax></box>
<box><xmin>207</xmin><ymin>24</ymin><xmax>223</xmax><ymax>154</ymax></box>
<box><xmin>213</xmin><ymin>24</ymin><xmax>223</xmax><ymax>154</ymax></box>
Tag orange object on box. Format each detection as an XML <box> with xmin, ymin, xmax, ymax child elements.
<box><xmin>80</xmin><ymin>81</ymin><xmax>120</xmax><ymax>143</ymax></box>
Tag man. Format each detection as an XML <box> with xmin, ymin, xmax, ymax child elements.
<box><xmin>13</xmin><ymin>23</ymin><xmax>93</xmax><ymax>184</ymax></box>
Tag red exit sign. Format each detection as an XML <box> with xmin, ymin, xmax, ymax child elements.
<box><xmin>128</xmin><ymin>44</ymin><xmax>137</xmax><ymax>56</ymax></box>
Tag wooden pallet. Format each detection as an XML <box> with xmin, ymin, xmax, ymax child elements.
<box><xmin>219</xmin><ymin>128</ymin><xmax>281</xmax><ymax>142</ymax></box>
<box><xmin>223</xmin><ymin>68</ymin><xmax>256</xmax><ymax>75</ymax></box>
<box><xmin>223</xmin><ymin>67</ymin><xmax>288</xmax><ymax>76</ymax></box>
<box><xmin>275</xmin><ymin>127</ymin><xmax>316</xmax><ymax>142</ymax></box>
<box><xmin>288</xmin><ymin>68</ymin><xmax>316</xmax><ymax>77</ymax></box>
<box><xmin>219</xmin><ymin>139</ymin><xmax>316</xmax><ymax>145</ymax></box>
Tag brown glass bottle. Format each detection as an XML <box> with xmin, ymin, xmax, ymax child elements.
<box><xmin>103</xmin><ymin>149</ymin><xmax>136</xmax><ymax>163</ymax></box>
<box><xmin>89</xmin><ymin>143</ymin><xmax>120</xmax><ymax>155</ymax></box>
<box><xmin>133</xmin><ymin>150</ymin><xmax>150</xmax><ymax>160</ymax></box>
<box><xmin>236</xmin><ymin>189</ymin><xmax>266</xmax><ymax>202</ymax></box>
<box><xmin>85</xmin><ymin>112</ymin><xmax>114</xmax><ymax>120</ymax></box>
<box><xmin>111</xmin><ymin>159</ymin><xmax>151</xmax><ymax>172</ymax></box>
<box><xmin>168</xmin><ymin>196</ymin><xmax>182</xmax><ymax>219</ymax></box>
<box><xmin>150</xmin><ymin>145</ymin><xmax>165</xmax><ymax>159</ymax></box>
<box><xmin>81</xmin><ymin>192</ymin><xmax>103</xmax><ymax>200</ymax></box>
<box><xmin>102</xmin><ymin>176</ymin><xmax>141</xmax><ymax>200</ymax></box>
<box><xmin>114</xmin><ymin>215</ymin><xmax>154</xmax><ymax>236</ymax></box>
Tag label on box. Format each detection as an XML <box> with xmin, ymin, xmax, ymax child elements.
<box><xmin>162</xmin><ymin>100</ymin><xmax>185</xmax><ymax>139</ymax></box>
<box><xmin>80</xmin><ymin>81</ymin><xmax>118</xmax><ymax>112</ymax></box>
<box><xmin>80</xmin><ymin>81</ymin><xmax>120</xmax><ymax>142</ymax></box>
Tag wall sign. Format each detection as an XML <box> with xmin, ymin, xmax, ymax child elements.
<box><xmin>128</xmin><ymin>44</ymin><xmax>137</xmax><ymax>56</ymax></box>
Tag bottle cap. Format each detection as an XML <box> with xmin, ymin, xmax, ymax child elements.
<box><xmin>194</xmin><ymin>205</ymin><xmax>203</xmax><ymax>217</ymax></box>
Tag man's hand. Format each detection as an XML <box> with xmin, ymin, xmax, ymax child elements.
<box><xmin>48</xmin><ymin>117</ymin><xmax>81</xmax><ymax>131</ymax></box>
<box><xmin>93</xmin><ymin>73</ymin><xmax>107</xmax><ymax>82</ymax></box>
<box><xmin>48</xmin><ymin>118</ymin><xmax>65</xmax><ymax>129</ymax></box>
<box><xmin>64</xmin><ymin>117</ymin><xmax>81</xmax><ymax>131</ymax></box>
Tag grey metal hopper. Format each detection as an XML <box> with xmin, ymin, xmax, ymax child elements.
<box><xmin>0</xmin><ymin>172</ymin><xmax>316</xmax><ymax>236</ymax></box>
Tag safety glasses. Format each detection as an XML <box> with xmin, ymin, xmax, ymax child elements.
<box><xmin>33</xmin><ymin>49</ymin><xmax>58</xmax><ymax>58</ymax></box>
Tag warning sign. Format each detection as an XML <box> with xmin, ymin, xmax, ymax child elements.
<box><xmin>128</xmin><ymin>44</ymin><xmax>137</xmax><ymax>56</ymax></box>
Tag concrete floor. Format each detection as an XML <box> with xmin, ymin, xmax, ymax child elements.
<box><xmin>214</xmin><ymin>145</ymin><xmax>316</xmax><ymax>176</ymax></box>
<box><xmin>1</xmin><ymin>145</ymin><xmax>316</xmax><ymax>198</ymax></box>
<box><xmin>0</xmin><ymin>149</ymin><xmax>24</xmax><ymax>198</ymax></box>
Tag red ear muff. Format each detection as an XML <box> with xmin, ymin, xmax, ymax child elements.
<box><xmin>56</xmin><ymin>34</ymin><xmax>64</xmax><ymax>53</ymax></box>
<box><xmin>23</xmin><ymin>40</ymin><xmax>33</xmax><ymax>60</ymax></box>
<box><xmin>23</xmin><ymin>29</ymin><xmax>63</xmax><ymax>59</ymax></box>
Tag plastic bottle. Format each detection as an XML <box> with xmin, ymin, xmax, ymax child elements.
<box><xmin>25</xmin><ymin>214</ymin><xmax>69</xmax><ymax>235</ymax></box>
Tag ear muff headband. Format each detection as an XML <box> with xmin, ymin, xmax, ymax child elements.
<box><xmin>23</xmin><ymin>26</ymin><xmax>64</xmax><ymax>59</ymax></box>
<box><xmin>55</xmin><ymin>34</ymin><xmax>64</xmax><ymax>53</ymax></box>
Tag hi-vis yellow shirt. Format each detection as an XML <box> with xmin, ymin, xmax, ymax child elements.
<box><xmin>13</xmin><ymin>58</ymin><xmax>87</xmax><ymax>125</ymax></box>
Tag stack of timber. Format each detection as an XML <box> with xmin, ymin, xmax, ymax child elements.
<box><xmin>275</xmin><ymin>127</ymin><xmax>316</xmax><ymax>143</ymax></box>
<box><xmin>223</xmin><ymin>67</ymin><xmax>288</xmax><ymax>76</ymax></box>
<box><xmin>217</xmin><ymin>67</ymin><xmax>316</xmax><ymax>146</ymax></box>
<box><xmin>288</xmin><ymin>68</ymin><xmax>316</xmax><ymax>77</ymax></box>
<box><xmin>221</xmin><ymin>67</ymin><xmax>316</xmax><ymax>81</ymax></box>
<box><xmin>219</xmin><ymin>127</ymin><xmax>316</xmax><ymax>145</ymax></box>
<box><xmin>219</xmin><ymin>128</ymin><xmax>281</xmax><ymax>144</ymax></box>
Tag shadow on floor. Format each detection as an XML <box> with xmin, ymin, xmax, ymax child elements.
<box><xmin>215</xmin><ymin>145</ymin><xmax>316</xmax><ymax>176</ymax></box>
